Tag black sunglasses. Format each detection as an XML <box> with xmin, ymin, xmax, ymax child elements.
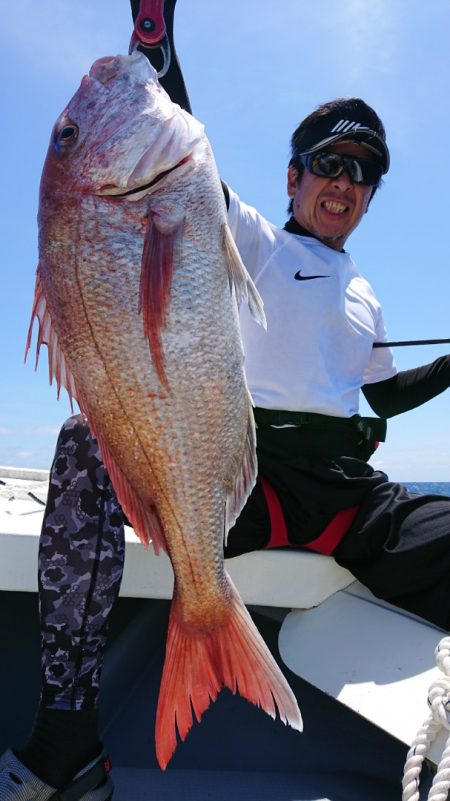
<box><xmin>298</xmin><ymin>151</ymin><xmax>383</xmax><ymax>187</ymax></box>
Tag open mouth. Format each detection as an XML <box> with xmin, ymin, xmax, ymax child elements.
<box><xmin>321</xmin><ymin>200</ymin><xmax>348</xmax><ymax>214</ymax></box>
<box><xmin>99</xmin><ymin>155</ymin><xmax>191</xmax><ymax>197</ymax></box>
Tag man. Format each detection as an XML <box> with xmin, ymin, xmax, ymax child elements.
<box><xmin>1</xmin><ymin>1</ymin><xmax>450</xmax><ymax>798</ymax></box>
<box><xmin>224</xmin><ymin>98</ymin><xmax>450</xmax><ymax>596</ymax></box>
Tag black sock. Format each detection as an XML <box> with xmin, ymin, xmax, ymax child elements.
<box><xmin>17</xmin><ymin>707</ymin><xmax>101</xmax><ymax>789</ymax></box>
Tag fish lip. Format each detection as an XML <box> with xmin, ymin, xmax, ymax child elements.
<box><xmin>96</xmin><ymin>155</ymin><xmax>192</xmax><ymax>198</ymax></box>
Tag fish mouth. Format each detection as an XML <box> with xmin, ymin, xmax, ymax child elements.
<box><xmin>97</xmin><ymin>155</ymin><xmax>191</xmax><ymax>198</ymax></box>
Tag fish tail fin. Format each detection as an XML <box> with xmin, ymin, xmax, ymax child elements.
<box><xmin>155</xmin><ymin>579</ymin><xmax>303</xmax><ymax>769</ymax></box>
<box><xmin>223</xmin><ymin>224</ymin><xmax>266</xmax><ymax>329</ymax></box>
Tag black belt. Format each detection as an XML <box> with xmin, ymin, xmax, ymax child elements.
<box><xmin>253</xmin><ymin>407</ymin><xmax>386</xmax><ymax>443</ymax></box>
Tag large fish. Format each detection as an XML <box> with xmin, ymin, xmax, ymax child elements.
<box><xmin>27</xmin><ymin>52</ymin><xmax>302</xmax><ymax>768</ymax></box>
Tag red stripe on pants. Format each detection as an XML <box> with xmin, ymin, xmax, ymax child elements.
<box><xmin>259</xmin><ymin>476</ymin><xmax>358</xmax><ymax>556</ymax></box>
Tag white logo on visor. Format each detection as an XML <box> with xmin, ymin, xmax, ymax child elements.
<box><xmin>331</xmin><ymin>120</ymin><xmax>368</xmax><ymax>133</ymax></box>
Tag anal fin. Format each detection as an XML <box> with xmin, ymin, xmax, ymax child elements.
<box><xmin>225</xmin><ymin>401</ymin><xmax>258</xmax><ymax>539</ymax></box>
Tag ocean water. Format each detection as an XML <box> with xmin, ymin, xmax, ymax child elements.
<box><xmin>404</xmin><ymin>482</ymin><xmax>450</xmax><ymax>496</ymax></box>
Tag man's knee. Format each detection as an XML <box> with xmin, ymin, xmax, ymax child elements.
<box><xmin>59</xmin><ymin>413</ymin><xmax>91</xmax><ymax>442</ymax></box>
<box><xmin>51</xmin><ymin>414</ymin><xmax>102</xmax><ymax>482</ymax></box>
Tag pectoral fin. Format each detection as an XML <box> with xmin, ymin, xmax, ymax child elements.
<box><xmin>140</xmin><ymin>200</ymin><xmax>185</xmax><ymax>386</ymax></box>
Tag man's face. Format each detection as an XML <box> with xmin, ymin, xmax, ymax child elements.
<box><xmin>287</xmin><ymin>141</ymin><xmax>376</xmax><ymax>251</ymax></box>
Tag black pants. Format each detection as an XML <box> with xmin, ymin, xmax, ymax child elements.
<box><xmin>226</xmin><ymin>424</ymin><xmax>450</xmax><ymax>630</ymax></box>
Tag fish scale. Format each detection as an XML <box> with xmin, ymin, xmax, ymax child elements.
<box><xmin>27</xmin><ymin>51</ymin><xmax>303</xmax><ymax>770</ymax></box>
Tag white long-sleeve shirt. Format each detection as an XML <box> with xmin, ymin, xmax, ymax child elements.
<box><xmin>227</xmin><ymin>188</ymin><xmax>397</xmax><ymax>417</ymax></box>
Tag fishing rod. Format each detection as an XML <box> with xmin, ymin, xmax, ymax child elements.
<box><xmin>374</xmin><ymin>338</ymin><xmax>450</xmax><ymax>348</ymax></box>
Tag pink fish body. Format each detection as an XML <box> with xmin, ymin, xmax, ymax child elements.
<box><xmin>27</xmin><ymin>52</ymin><xmax>302</xmax><ymax>768</ymax></box>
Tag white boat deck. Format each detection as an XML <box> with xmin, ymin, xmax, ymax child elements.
<box><xmin>0</xmin><ymin>466</ymin><xmax>354</xmax><ymax>607</ymax></box>
<box><xmin>0</xmin><ymin>465</ymin><xmax>447</xmax><ymax>773</ymax></box>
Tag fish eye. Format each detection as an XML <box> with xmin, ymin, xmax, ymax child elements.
<box><xmin>55</xmin><ymin>122</ymin><xmax>79</xmax><ymax>149</ymax></box>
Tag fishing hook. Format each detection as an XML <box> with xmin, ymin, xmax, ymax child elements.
<box><xmin>129</xmin><ymin>0</ymin><xmax>171</xmax><ymax>78</ymax></box>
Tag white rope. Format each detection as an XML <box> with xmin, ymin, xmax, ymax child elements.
<box><xmin>403</xmin><ymin>637</ymin><xmax>450</xmax><ymax>801</ymax></box>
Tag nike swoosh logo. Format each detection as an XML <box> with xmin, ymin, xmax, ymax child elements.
<box><xmin>294</xmin><ymin>270</ymin><xmax>330</xmax><ymax>281</ymax></box>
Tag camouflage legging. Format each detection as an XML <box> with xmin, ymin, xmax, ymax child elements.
<box><xmin>38</xmin><ymin>415</ymin><xmax>125</xmax><ymax>711</ymax></box>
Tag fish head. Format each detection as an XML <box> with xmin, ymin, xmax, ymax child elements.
<box><xmin>39</xmin><ymin>52</ymin><xmax>204</xmax><ymax>204</ymax></box>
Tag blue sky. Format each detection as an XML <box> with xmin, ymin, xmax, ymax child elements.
<box><xmin>1</xmin><ymin>0</ymin><xmax>450</xmax><ymax>480</ymax></box>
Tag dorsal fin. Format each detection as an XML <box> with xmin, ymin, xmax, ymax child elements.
<box><xmin>86</xmin><ymin>418</ymin><xmax>167</xmax><ymax>553</ymax></box>
<box><xmin>26</xmin><ymin>268</ymin><xmax>166</xmax><ymax>553</ymax></box>
<box><xmin>25</xmin><ymin>265</ymin><xmax>77</xmax><ymax>408</ymax></box>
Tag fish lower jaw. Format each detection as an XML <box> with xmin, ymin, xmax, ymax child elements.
<box><xmin>97</xmin><ymin>155</ymin><xmax>192</xmax><ymax>199</ymax></box>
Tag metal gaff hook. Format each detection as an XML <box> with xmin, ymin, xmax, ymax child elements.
<box><xmin>129</xmin><ymin>0</ymin><xmax>171</xmax><ymax>78</ymax></box>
